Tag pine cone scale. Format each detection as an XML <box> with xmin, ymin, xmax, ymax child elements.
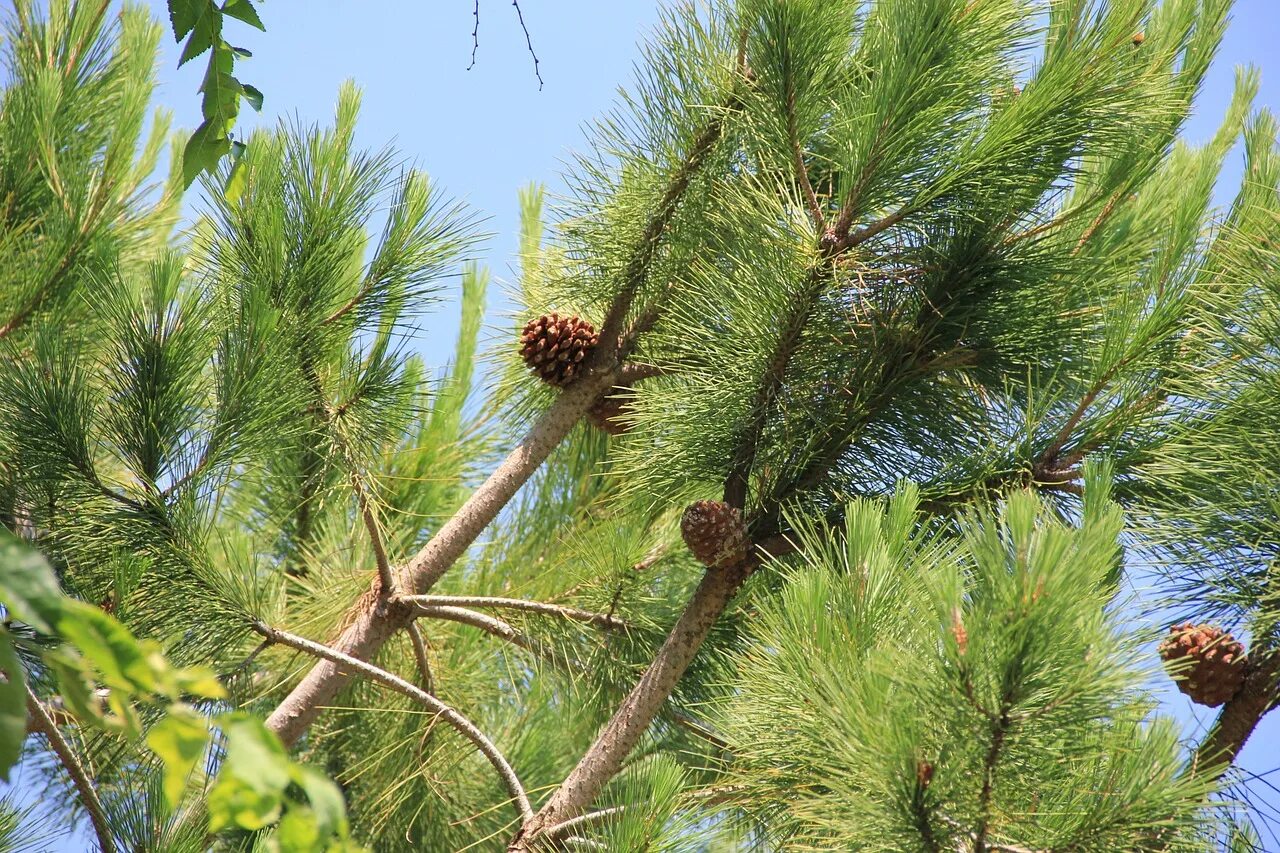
<box><xmin>520</xmin><ymin>313</ymin><xmax>599</xmax><ymax>387</ymax></box>
<box><xmin>1158</xmin><ymin>622</ymin><xmax>1248</xmax><ymax>708</ymax></box>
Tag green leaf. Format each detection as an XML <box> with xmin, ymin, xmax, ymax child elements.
<box><xmin>44</xmin><ymin>653</ymin><xmax>101</xmax><ymax>726</ymax></box>
<box><xmin>183</xmin><ymin>121</ymin><xmax>232</xmax><ymax>188</ymax></box>
<box><xmin>174</xmin><ymin>665</ymin><xmax>227</xmax><ymax>700</ymax></box>
<box><xmin>290</xmin><ymin>764</ymin><xmax>348</xmax><ymax>840</ymax></box>
<box><xmin>222</xmin><ymin>0</ymin><xmax>266</xmax><ymax>31</ymax></box>
<box><xmin>208</xmin><ymin>714</ymin><xmax>292</xmax><ymax>831</ymax></box>
<box><xmin>176</xmin><ymin>1</ymin><xmax>222</xmax><ymax>66</ymax></box>
<box><xmin>57</xmin><ymin>600</ymin><xmax>157</xmax><ymax>695</ymax></box>
<box><xmin>145</xmin><ymin>707</ymin><xmax>210</xmax><ymax>812</ymax></box>
<box><xmin>168</xmin><ymin>0</ymin><xmax>204</xmax><ymax>40</ymax></box>
<box><xmin>241</xmin><ymin>82</ymin><xmax>264</xmax><ymax>112</ymax></box>
<box><xmin>207</xmin><ymin>775</ymin><xmax>282</xmax><ymax>832</ymax></box>
<box><xmin>0</xmin><ymin>533</ymin><xmax>64</xmax><ymax>633</ymax></box>
<box><xmin>276</xmin><ymin>808</ymin><xmax>322</xmax><ymax>853</ymax></box>
<box><xmin>0</xmin><ymin>633</ymin><xmax>27</xmax><ymax>782</ymax></box>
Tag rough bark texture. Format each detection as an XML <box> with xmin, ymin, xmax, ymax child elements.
<box><xmin>1192</xmin><ymin>645</ymin><xmax>1280</xmax><ymax>775</ymax></box>
<box><xmin>265</xmin><ymin>366</ymin><xmax>620</xmax><ymax>746</ymax></box>
<box><xmin>508</xmin><ymin>560</ymin><xmax>753</xmax><ymax>850</ymax></box>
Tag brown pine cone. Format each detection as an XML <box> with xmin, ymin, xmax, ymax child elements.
<box><xmin>1158</xmin><ymin>622</ymin><xmax>1247</xmax><ymax>708</ymax></box>
<box><xmin>520</xmin><ymin>313</ymin><xmax>598</xmax><ymax>387</ymax></box>
<box><xmin>587</xmin><ymin>389</ymin><xmax>632</xmax><ymax>435</ymax></box>
<box><xmin>681</xmin><ymin>500</ymin><xmax>749</xmax><ymax>568</ymax></box>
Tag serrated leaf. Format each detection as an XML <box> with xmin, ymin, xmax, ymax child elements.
<box><xmin>183</xmin><ymin>121</ymin><xmax>232</xmax><ymax>187</ymax></box>
<box><xmin>146</xmin><ymin>707</ymin><xmax>210</xmax><ymax>812</ymax></box>
<box><xmin>168</xmin><ymin>0</ymin><xmax>204</xmax><ymax>40</ymax></box>
<box><xmin>0</xmin><ymin>634</ymin><xmax>27</xmax><ymax>782</ymax></box>
<box><xmin>176</xmin><ymin>1</ymin><xmax>221</xmax><ymax>66</ymax></box>
<box><xmin>241</xmin><ymin>82</ymin><xmax>264</xmax><ymax>112</ymax></box>
<box><xmin>0</xmin><ymin>533</ymin><xmax>64</xmax><ymax>633</ymax></box>
<box><xmin>222</xmin><ymin>0</ymin><xmax>266</xmax><ymax>31</ymax></box>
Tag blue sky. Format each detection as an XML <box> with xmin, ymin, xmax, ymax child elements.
<box><xmin>9</xmin><ymin>0</ymin><xmax>1280</xmax><ymax>849</ymax></box>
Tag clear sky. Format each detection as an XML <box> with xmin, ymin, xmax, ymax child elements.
<box><xmin>9</xmin><ymin>1</ymin><xmax>1280</xmax><ymax>849</ymax></box>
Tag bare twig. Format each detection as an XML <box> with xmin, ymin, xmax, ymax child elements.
<box><xmin>413</xmin><ymin>605</ymin><xmax>557</xmax><ymax>661</ymax></box>
<box><xmin>511</xmin><ymin>0</ymin><xmax>543</xmax><ymax>90</ymax></box>
<box><xmin>25</xmin><ymin>686</ymin><xmax>117</xmax><ymax>853</ymax></box>
<box><xmin>406</xmin><ymin>621</ymin><xmax>435</xmax><ymax>694</ymax></box>
<box><xmin>468</xmin><ymin>0</ymin><xmax>480</xmax><ymax>70</ymax></box>
<box><xmin>545</xmin><ymin>805</ymin><xmax>630</xmax><ymax>841</ymax></box>
<box><xmin>351</xmin><ymin>470</ymin><xmax>396</xmax><ymax>597</ymax></box>
<box><xmin>400</xmin><ymin>594</ymin><xmax>628</xmax><ymax>632</ymax></box>
<box><xmin>253</xmin><ymin>622</ymin><xmax>533</xmax><ymax>822</ymax></box>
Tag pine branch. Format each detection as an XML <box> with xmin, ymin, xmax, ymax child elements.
<box><xmin>544</xmin><ymin>806</ymin><xmax>629</xmax><ymax>842</ymax></box>
<box><xmin>508</xmin><ymin>559</ymin><xmax>756</xmax><ymax>850</ymax></box>
<box><xmin>252</xmin><ymin>622</ymin><xmax>534</xmax><ymax>823</ymax></box>
<box><xmin>1191</xmin><ymin>643</ymin><xmax>1280</xmax><ymax>776</ymax></box>
<box><xmin>406</xmin><ymin>621</ymin><xmax>434</xmax><ymax>694</ymax></box>
<box><xmin>596</xmin><ymin>85</ymin><xmax>745</xmax><ymax>354</ymax></box>
<box><xmin>785</xmin><ymin>83</ymin><xmax>824</xmax><ymax>230</ymax></box>
<box><xmin>974</xmin><ymin>691</ymin><xmax>1015</xmax><ymax>853</ymax></box>
<box><xmin>413</xmin><ymin>604</ymin><xmax>562</xmax><ymax>662</ymax></box>
<box><xmin>265</xmin><ymin>86</ymin><xmax>741</xmax><ymax>747</ymax></box>
<box><xmin>400</xmin><ymin>595</ymin><xmax>628</xmax><ymax>632</ymax></box>
<box><xmin>25</xmin><ymin>686</ymin><xmax>117</xmax><ymax>853</ymax></box>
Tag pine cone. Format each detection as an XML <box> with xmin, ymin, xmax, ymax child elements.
<box><xmin>520</xmin><ymin>313</ymin><xmax>598</xmax><ymax>387</ymax></box>
<box><xmin>1158</xmin><ymin>622</ymin><xmax>1248</xmax><ymax>707</ymax></box>
<box><xmin>681</xmin><ymin>500</ymin><xmax>749</xmax><ymax>568</ymax></box>
<box><xmin>1132</xmin><ymin>31</ymin><xmax>1145</xmax><ymax>46</ymax></box>
<box><xmin>587</xmin><ymin>389</ymin><xmax>631</xmax><ymax>435</ymax></box>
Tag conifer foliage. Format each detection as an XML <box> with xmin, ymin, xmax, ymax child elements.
<box><xmin>2</xmin><ymin>0</ymin><xmax>1280</xmax><ymax>850</ymax></box>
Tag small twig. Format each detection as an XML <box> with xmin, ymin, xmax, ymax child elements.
<box><xmin>511</xmin><ymin>0</ymin><xmax>543</xmax><ymax>90</ymax></box>
<box><xmin>545</xmin><ymin>805</ymin><xmax>630</xmax><ymax>840</ymax></box>
<box><xmin>785</xmin><ymin>84</ymin><xmax>825</xmax><ymax>230</ymax></box>
<box><xmin>25</xmin><ymin>686</ymin><xmax>117</xmax><ymax>853</ymax></box>
<box><xmin>413</xmin><ymin>605</ymin><xmax>562</xmax><ymax>664</ymax></box>
<box><xmin>253</xmin><ymin>622</ymin><xmax>533</xmax><ymax>822</ymax></box>
<box><xmin>406</xmin><ymin>621</ymin><xmax>435</xmax><ymax>694</ymax></box>
<box><xmin>400</xmin><ymin>595</ymin><xmax>628</xmax><ymax>632</ymax></box>
<box><xmin>351</xmin><ymin>470</ymin><xmax>396</xmax><ymax>597</ymax></box>
<box><xmin>467</xmin><ymin>0</ymin><xmax>480</xmax><ymax>70</ymax></box>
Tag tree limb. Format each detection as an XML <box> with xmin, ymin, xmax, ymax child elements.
<box><xmin>400</xmin><ymin>595</ymin><xmax>628</xmax><ymax>632</ymax></box>
<box><xmin>253</xmin><ymin>622</ymin><xmax>533</xmax><ymax>823</ymax></box>
<box><xmin>25</xmin><ymin>685</ymin><xmax>117</xmax><ymax>853</ymax></box>
<box><xmin>1190</xmin><ymin>642</ymin><xmax>1280</xmax><ymax>776</ymax></box>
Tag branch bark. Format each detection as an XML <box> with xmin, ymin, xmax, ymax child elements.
<box><xmin>1190</xmin><ymin>643</ymin><xmax>1280</xmax><ymax>776</ymax></box>
<box><xmin>507</xmin><ymin>558</ymin><xmax>758</xmax><ymax>849</ymax></box>
<box><xmin>402</xmin><ymin>594</ymin><xmax>628</xmax><ymax>631</ymax></box>
<box><xmin>254</xmin><ymin>622</ymin><xmax>533</xmax><ymax>823</ymax></box>
<box><xmin>25</xmin><ymin>686</ymin><xmax>117</xmax><ymax>853</ymax></box>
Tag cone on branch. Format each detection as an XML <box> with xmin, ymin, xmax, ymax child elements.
<box><xmin>1158</xmin><ymin>622</ymin><xmax>1248</xmax><ymax>708</ymax></box>
<box><xmin>520</xmin><ymin>313</ymin><xmax>598</xmax><ymax>387</ymax></box>
<box><xmin>681</xmin><ymin>500</ymin><xmax>749</xmax><ymax>569</ymax></box>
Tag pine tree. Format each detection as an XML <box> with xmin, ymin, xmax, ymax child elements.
<box><xmin>2</xmin><ymin>0</ymin><xmax>1279</xmax><ymax>851</ymax></box>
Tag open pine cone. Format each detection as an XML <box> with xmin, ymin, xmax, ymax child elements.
<box><xmin>520</xmin><ymin>313</ymin><xmax>598</xmax><ymax>387</ymax></box>
<box><xmin>1158</xmin><ymin>622</ymin><xmax>1248</xmax><ymax>707</ymax></box>
<box><xmin>681</xmin><ymin>500</ymin><xmax>749</xmax><ymax>569</ymax></box>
